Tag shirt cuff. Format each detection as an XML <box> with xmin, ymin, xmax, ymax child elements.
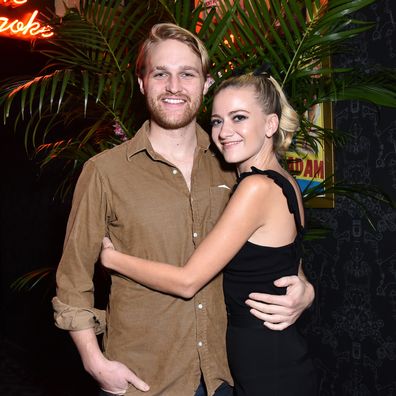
<box><xmin>52</xmin><ymin>297</ymin><xmax>106</xmax><ymax>335</ymax></box>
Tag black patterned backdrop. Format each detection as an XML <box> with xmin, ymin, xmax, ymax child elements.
<box><xmin>1</xmin><ymin>1</ymin><xmax>395</xmax><ymax>395</ymax></box>
<box><xmin>301</xmin><ymin>1</ymin><xmax>396</xmax><ymax>395</ymax></box>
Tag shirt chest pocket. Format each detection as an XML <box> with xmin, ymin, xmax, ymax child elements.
<box><xmin>209</xmin><ymin>185</ymin><xmax>232</xmax><ymax>226</ymax></box>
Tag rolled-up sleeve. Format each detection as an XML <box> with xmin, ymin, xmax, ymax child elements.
<box><xmin>53</xmin><ymin>159</ymin><xmax>110</xmax><ymax>332</ymax></box>
<box><xmin>52</xmin><ymin>296</ymin><xmax>106</xmax><ymax>334</ymax></box>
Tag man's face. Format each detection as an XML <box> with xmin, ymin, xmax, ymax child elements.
<box><xmin>138</xmin><ymin>39</ymin><xmax>211</xmax><ymax>130</ymax></box>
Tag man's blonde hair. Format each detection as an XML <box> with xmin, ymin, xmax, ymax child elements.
<box><xmin>136</xmin><ymin>23</ymin><xmax>210</xmax><ymax>77</ymax></box>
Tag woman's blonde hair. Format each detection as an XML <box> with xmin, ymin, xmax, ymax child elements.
<box><xmin>136</xmin><ymin>23</ymin><xmax>210</xmax><ymax>78</ymax></box>
<box><xmin>215</xmin><ymin>73</ymin><xmax>299</xmax><ymax>155</ymax></box>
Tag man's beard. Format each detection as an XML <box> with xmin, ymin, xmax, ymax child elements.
<box><xmin>146</xmin><ymin>94</ymin><xmax>203</xmax><ymax>129</ymax></box>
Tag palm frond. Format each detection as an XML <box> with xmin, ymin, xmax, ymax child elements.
<box><xmin>303</xmin><ymin>175</ymin><xmax>395</xmax><ymax>229</ymax></box>
<box><xmin>10</xmin><ymin>267</ymin><xmax>54</xmax><ymax>292</ymax></box>
<box><xmin>1</xmin><ymin>0</ymin><xmax>173</xmax><ymax>146</ymax></box>
<box><xmin>304</xmin><ymin>227</ymin><xmax>332</xmax><ymax>241</ymax></box>
<box><xmin>1</xmin><ymin>0</ymin><xmax>395</xmax><ymax>293</ymax></box>
<box><xmin>189</xmin><ymin>0</ymin><xmax>396</xmax><ymax>153</ymax></box>
<box><xmin>1</xmin><ymin>0</ymin><xmax>395</xmax><ymax>200</ymax></box>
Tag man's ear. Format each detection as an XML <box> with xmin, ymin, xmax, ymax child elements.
<box><xmin>138</xmin><ymin>77</ymin><xmax>145</xmax><ymax>95</ymax></box>
<box><xmin>265</xmin><ymin>114</ymin><xmax>279</xmax><ymax>138</ymax></box>
<box><xmin>203</xmin><ymin>75</ymin><xmax>215</xmax><ymax>95</ymax></box>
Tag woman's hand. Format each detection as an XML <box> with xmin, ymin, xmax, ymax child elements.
<box><xmin>101</xmin><ymin>236</ymin><xmax>116</xmax><ymax>269</ymax></box>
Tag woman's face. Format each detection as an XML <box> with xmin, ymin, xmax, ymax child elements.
<box><xmin>211</xmin><ymin>86</ymin><xmax>278</xmax><ymax>170</ymax></box>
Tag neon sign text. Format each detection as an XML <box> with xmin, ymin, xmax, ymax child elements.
<box><xmin>0</xmin><ymin>9</ymin><xmax>53</xmax><ymax>38</ymax></box>
<box><xmin>1</xmin><ymin>0</ymin><xmax>28</xmax><ymax>7</ymax></box>
<box><xmin>0</xmin><ymin>0</ymin><xmax>53</xmax><ymax>39</ymax></box>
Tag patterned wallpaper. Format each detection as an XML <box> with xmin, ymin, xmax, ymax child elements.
<box><xmin>0</xmin><ymin>1</ymin><xmax>395</xmax><ymax>395</ymax></box>
<box><xmin>302</xmin><ymin>1</ymin><xmax>396</xmax><ymax>394</ymax></box>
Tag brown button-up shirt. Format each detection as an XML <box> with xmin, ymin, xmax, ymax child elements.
<box><xmin>53</xmin><ymin>121</ymin><xmax>236</xmax><ymax>395</ymax></box>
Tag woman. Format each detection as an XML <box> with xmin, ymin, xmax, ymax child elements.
<box><xmin>101</xmin><ymin>72</ymin><xmax>317</xmax><ymax>395</ymax></box>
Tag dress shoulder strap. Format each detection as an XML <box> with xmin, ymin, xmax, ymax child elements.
<box><xmin>237</xmin><ymin>167</ymin><xmax>304</xmax><ymax>233</ymax></box>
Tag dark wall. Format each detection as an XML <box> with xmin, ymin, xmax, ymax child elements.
<box><xmin>0</xmin><ymin>38</ymin><xmax>97</xmax><ymax>396</ymax></box>
<box><xmin>302</xmin><ymin>1</ymin><xmax>396</xmax><ymax>395</ymax></box>
<box><xmin>1</xmin><ymin>1</ymin><xmax>395</xmax><ymax>395</ymax></box>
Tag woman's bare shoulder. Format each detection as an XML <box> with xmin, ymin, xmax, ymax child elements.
<box><xmin>236</xmin><ymin>173</ymin><xmax>278</xmax><ymax>196</ymax></box>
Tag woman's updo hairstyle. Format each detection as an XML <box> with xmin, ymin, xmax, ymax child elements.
<box><xmin>214</xmin><ymin>72</ymin><xmax>299</xmax><ymax>156</ymax></box>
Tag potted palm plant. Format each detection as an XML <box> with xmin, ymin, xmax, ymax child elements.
<box><xmin>1</xmin><ymin>0</ymin><xmax>395</xmax><ymax>289</ymax></box>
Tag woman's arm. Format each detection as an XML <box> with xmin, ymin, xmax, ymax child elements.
<box><xmin>101</xmin><ymin>175</ymin><xmax>272</xmax><ymax>298</ymax></box>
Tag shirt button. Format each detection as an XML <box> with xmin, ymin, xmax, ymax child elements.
<box><xmin>198</xmin><ymin>341</ymin><xmax>203</xmax><ymax>347</ymax></box>
<box><xmin>197</xmin><ymin>303</ymin><xmax>203</xmax><ymax>309</ymax></box>
<box><xmin>193</xmin><ymin>232</ymin><xmax>198</xmax><ymax>238</ymax></box>
<box><xmin>172</xmin><ymin>169</ymin><xmax>178</xmax><ymax>175</ymax></box>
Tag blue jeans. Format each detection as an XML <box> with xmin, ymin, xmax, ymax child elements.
<box><xmin>194</xmin><ymin>381</ymin><xmax>233</xmax><ymax>396</ymax></box>
<box><xmin>98</xmin><ymin>380</ymin><xmax>233</xmax><ymax>396</ymax></box>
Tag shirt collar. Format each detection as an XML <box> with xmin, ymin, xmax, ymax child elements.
<box><xmin>126</xmin><ymin>120</ymin><xmax>211</xmax><ymax>161</ymax></box>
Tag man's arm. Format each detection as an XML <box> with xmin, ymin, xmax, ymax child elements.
<box><xmin>245</xmin><ymin>263</ymin><xmax>314</xmax><ymax>330</ymax></box>
<box><xmin>70</xmin><ymin>329</ymin><xmax>149</xmax><ymax>394</ymax></box>
<box><xmin>54</xmin><ymin>160</ymin><xmax>149</xmax><ymax>392</ymax></box>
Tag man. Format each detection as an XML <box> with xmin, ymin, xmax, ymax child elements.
<box><xmin>52</xmin><ymin>23</ymin><xmax>314</xmax><ymax>396</ymax></box>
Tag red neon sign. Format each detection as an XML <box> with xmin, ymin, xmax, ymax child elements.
<box><xmin>1</xmin><ymin>0</ymin><xmax>28</xmax><ymax>7</ymax></box>
<box><xmin>0</xmin><ymin>1</ymin><xmax>53</xmax><ymax>39</ymax></box>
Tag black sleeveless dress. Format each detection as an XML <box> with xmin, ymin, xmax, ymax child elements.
<box><xmin>223</xmin><ymin>167</ymin><xmax>316</xmax><ymax>396</ymax></box>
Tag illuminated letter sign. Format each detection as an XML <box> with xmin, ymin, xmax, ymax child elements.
<box><xmin>1</xmin><ymin>1</ymin><xmax>28</xmax><ymax>6</ymax></box>
<box><xmin>0</xmin><ymin>0</ymin><xmax>53</xmax><ymax>39</ymax></box>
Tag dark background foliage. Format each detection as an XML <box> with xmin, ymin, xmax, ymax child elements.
<box><xmin>0</xmin><ymin>1</ymin><xmax>395</xmax><ymax>395</ymax></box>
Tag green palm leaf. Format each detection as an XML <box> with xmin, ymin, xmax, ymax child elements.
<box><xmin>302</xmin><ymin>175</ymin><xmax>395</xmax><ymax>230</ymax></box>
<box><xmin>1</xmin><ymin>0</ymin><xmax>395</xmax><ymax>189</ymax></box>
<box><xmin>10</xmin><ymin>267</ymin><xmax>54</xmax><ymax>292</ymax></box>
<box><xmin>1</xmin><ymin>0</ymin><xmax>174</xmax><ymax>149</ymax></box>
<box><xmin>2</xmin><ymin>0</ymin><xmax>396</xmax><ymax>291</ymax></box>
